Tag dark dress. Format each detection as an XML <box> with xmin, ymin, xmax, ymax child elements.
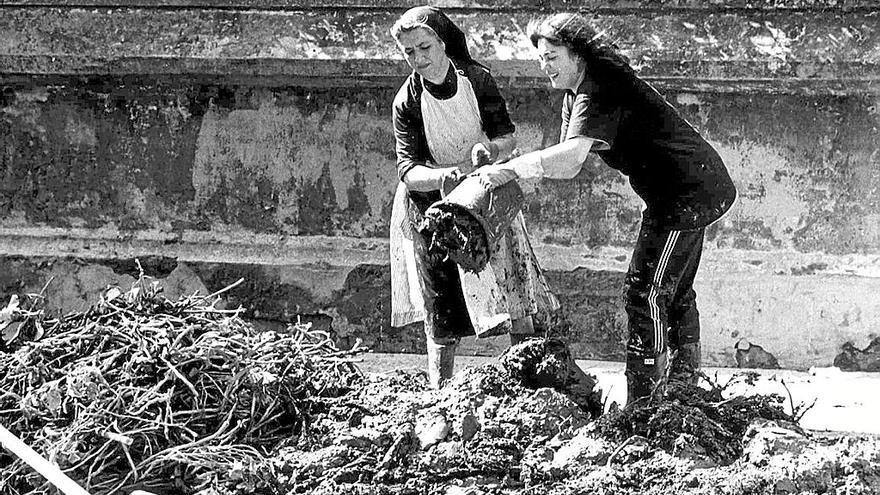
<box><xmin>390</xmin><ymin>60</ymin><xmax>558</xmax><ymax>342</ymax></box>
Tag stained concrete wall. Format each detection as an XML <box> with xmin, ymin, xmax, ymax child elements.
<box><xmin>1</xmin><ymin>1</ymin><xmax>879</xmax><ymax>369</ymax></box>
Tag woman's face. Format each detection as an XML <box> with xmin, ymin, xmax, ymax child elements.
<box><xmin>397</xmin><ymin>27</ymin><xmax>449</xmax><ymax>84</ymax></box>
<box><xmin>536</xmin><ymin>38</ymin><xmax>584</xmax><ymax>91</ymax></box>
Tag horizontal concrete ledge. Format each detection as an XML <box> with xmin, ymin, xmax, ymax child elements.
<box><xmin>0</xmin><ymin>230</ymin><xmax>391</xmax><ymax>267</ymax></box>
<box><xmin>2</xmin><ymin>231</ymin><xmax>880</xmax><ymax>370</ymax></box>
<box><xmin>2</xmin><ymin>57</ymin><xmax>879</xmax><ymax>94</ymax></box>
<box><xmin>3</xmin><ymin>229</ymin><xmax>879</xmax><ymax>278</ymax></box>
<box><xmin>0</xmin><ymin>0</ymin><xmax>876</xmax><ymax>11</ymax></box>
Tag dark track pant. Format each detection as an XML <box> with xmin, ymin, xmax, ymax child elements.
<box><xmin>624</xmin><ymin>215</ymin><xmax>705</xmax><ymax>401</ymax></box>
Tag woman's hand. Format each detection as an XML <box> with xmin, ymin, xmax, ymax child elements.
<box><xmin>472</xmin><ymin>163</ymin><xmax>519</xmax><ymax>188</ymax></box>
<box><xmin>471</xmin><ymin>142</ymin><xmax>500</xmax><ymax>167</ymax></box>
<box><xmin>439</xmin><ymin>168</ymin><xmax>465</xmax><ymax>196</ymax></box>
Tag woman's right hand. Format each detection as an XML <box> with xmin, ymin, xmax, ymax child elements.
<box><xmin>471</xmin><ymin>142</ymin><xmax>500</xmax><ymax>168</ymax></box>
<box><xmin>439</xmin><ymin>168</ymin><xmax>464</xmax><ymax>196</ymax></box>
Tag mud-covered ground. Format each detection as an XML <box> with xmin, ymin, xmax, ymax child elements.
<box><xmin>3</xmin><ymin>283</ymin><xmax>878</xmax><ymax>495</ymax></box>
<box><xmin>202</xmin><ymin>340</ymin><xmax>880</xmax><ymax>495</ymax></box>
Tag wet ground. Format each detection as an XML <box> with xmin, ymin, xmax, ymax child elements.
<box><xmin>358</xmin><ymin>352</ymin><xmax>880</xmax><ymax>435</ymax></box>
<box><xmin>227</xmin><ymin>342</ymin><xmax>880</xmax><ymax>495</ymax></box>
<box><xmin>4</xmin><ymin>284</ymin><xmax>879</xmax><ymax>495</ymax></box>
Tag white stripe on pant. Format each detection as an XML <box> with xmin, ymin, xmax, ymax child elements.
<box><xmin>648</xmin><ymin>230</ymin><xmax>681</xmax><ymax>356</ymax></box>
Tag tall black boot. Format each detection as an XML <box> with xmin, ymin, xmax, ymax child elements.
<box><xmin>626</xmin><ymin>352</ymin><xmax>668</xmax><ymax>405</ymax></box>
<box><xmin>670</xmin><ymin>341</ymin><xmax>701</xmax><ymax>384</ymax></box>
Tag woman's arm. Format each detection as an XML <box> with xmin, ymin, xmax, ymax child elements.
<box><xmin>402</xmin><ymin>165</ymin><xmax>462</xmax><ymax>192</ymax></box>
<box><xmin>532</xmin><ymin>136</ymin><xmax>596</xmax><ymax>179</ymax></box>
<box><xmin>474</xmin><ymin>136</ymin><xmax>597</xmax><ymax>187</ymax></box>
<box><xmin>393</xmin><ymin>78</ymin><xmax>463</xmax><ymax>192</ymax></box>
<box><xmin>466</xmin><ymin>64</ymin><xmax>518</xmax><ymax>166</ymax></box>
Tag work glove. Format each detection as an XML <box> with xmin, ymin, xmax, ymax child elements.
<box><xmin>471</xmin><ymin>163</ymin><xmax>519</xmax><ymax>189</ymax></box>
<box><xmin>471</xmin><ymin>142</ymin><xmax>500</xmax><ymax>168</ymax></box>
<box><xmin>471</xmin><ymin>150</ymin><xmax>545</xmax><ymax>188</ymax></box>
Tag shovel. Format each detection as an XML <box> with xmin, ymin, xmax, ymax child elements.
<box><xmin>0</xmin><ymin>422</ymin><xmax>157</xmax><ymax>495</ymax></box>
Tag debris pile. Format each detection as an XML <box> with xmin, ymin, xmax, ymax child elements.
<box><xmin>200</xmin><ymin>338</ymin><xmax>604</xmax><ymax>494</ymax></box>
<box><xmin>2</xmin><ymin>280</ymin><xmax>880</xmax><ymax>495</ymax></box>
<box><xmin>0</xmin><ymin>276</ymin><xmax>363</xmax><ymax>495</ymax></box>
<box><xmin>198</xmin><ymin>339</ymin><xmax>880</xmax><ymax>495</ymax></box>
<box><xmin>734</xmin><ymin>338</ymin><xmax>780</xmax><ymax>369</ymax></box>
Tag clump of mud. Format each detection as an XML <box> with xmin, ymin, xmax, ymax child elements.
<box><xmin>500</xmin><ymin>338</ymin><xmax>603</xmax><ymax>419</ymax></box>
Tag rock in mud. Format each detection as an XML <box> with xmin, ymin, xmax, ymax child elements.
<box><xmin>336</xmin><ymin>427</ymin><xmax>386</xmax><ymax>449</ymax></box>
<box><xmin>457</xmin><ymin>411</ymin><xmax>480</xmax><ymax>442</ymax></box>
<box><xmin>672</xmin><ymin>433</ymin><xmax>717</xmax><ymax>468</ymax></box>
<box><xmin>416</xmin><ymin>411</ymin><xmax>451</xmax><ymax>449</ymax></box>
<box><xmin>278</xmin><ymin>445</ymin><xmax>355</xmax><ymax>478</ymax></box>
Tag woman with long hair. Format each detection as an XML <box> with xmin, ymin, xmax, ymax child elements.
<box><xmin>475</xmin><ymin>13</ymin><xmax>737</xmax><ymax>402</ymax></box>
<box><xmin>388</xmin><ymin>6</ymin><xmax>559</xmax><ymax>389</ymax></box>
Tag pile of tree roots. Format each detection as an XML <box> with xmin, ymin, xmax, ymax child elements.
<box><xmin>0</xmin><ymin>275</ymin><xmax>363</xmax><ymax>494</ymax></box>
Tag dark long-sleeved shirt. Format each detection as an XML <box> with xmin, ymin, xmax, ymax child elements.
<box><xmin>392</xmin><ymin>59</ymin><xmax>515</xmax><ymax>181</ymax></box>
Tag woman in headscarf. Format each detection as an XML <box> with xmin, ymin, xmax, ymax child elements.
<box><xmin>475</xmin><ymin>13</ymin><xmax>737</xmax><ymax>403</ymax></box>
<box><xmin>389</xmin><ymin>6</ymin><xmax>559</xmax><ymax>389</ymax></box>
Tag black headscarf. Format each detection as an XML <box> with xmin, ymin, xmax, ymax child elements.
<box><xmin>392</xmin><ymin>6</ymin><xmax>484</xmax><ymax>68</ymax></box>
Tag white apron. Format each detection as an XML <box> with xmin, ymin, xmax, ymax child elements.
<box><xmin>389</xmin><ymin>67</ymin><xmax>559</xmax><ymax>335</ymax></box>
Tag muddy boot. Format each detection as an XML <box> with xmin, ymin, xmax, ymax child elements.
<box><xmin>426</xmin><ymin>341</ymin><xmax>457</xmax><ymax>389</ymax></box>
<box><xmin>625</xmin><ymin>352</ymin><xmax>668</xmax><ymax>405</ymax></box>
<box><xmin>670</xmin><ymin>341</ymin><xmax>701</xmax><ymax>384</ymax></box>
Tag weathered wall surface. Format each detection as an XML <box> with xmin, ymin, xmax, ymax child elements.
<box><xmin>1</xmin><ymin>1</ymin><xmax>879</xmax><ymax>369</ymax></box>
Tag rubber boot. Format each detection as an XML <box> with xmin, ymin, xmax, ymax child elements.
<box><xmin>670</xmin><ymin>341</ymin><xmax>701</xmax><ymax>384</ymax></box>
<box><xmin>625</xmin><ymin>351</ymin><xmax>668</xmax><ymax>405</ymax></box>
<box><xmin>426</xmin><ymin>340</ymin><xmax>457</xmax><ymax>389</ymax></box>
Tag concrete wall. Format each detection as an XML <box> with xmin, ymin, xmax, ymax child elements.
<box><xmin>1</xmin><ymin>1</ymin><xmax>879</xmax><ymax>369</ymax></box>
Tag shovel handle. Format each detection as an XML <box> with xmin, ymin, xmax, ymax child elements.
<box><xmin>0</xmin><ymin>422</ymin><xmax>92</xmax><ymax>495</ymax></box>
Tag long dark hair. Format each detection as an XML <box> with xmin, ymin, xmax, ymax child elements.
<box><xmin>527</xmin><ymin>13</ymin><xmax>635</xmax><ymax>89</ymax></box>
